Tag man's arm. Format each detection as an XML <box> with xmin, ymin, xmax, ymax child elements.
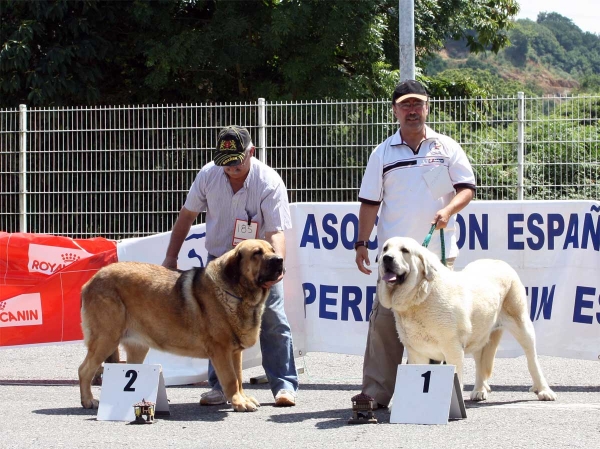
<box><xmin>266</xmin><ymin>230</ymin><xmax>286</xmax><ymax>260</ymax></box>
<box><xmin>433</xmin><ymin>186</ymin><xmax>474</xmax><ymax>230</ymax></box>
<box><xmin>162</xmin><ymin>207</ymin><xmax>199</xmax><ymax>269</ymax></box>
<box><xmin>262</xmin><ymin>230</ymin><xmax>286</xmax><ymax>288</ymax></box>
<box><xmin>355</xmin><ymin>202</ymin><xmax>379</xmax><ymax>275</ymax></box>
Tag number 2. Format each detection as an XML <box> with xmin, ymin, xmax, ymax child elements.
<box><xmin>421</xmin><ymin>370</ymin><xmax>431</xmax><ymax>393</ymax></box>
<box><xmin>124</xmin><ymin>370</ymin><xmax>137</xmax><ymax>391</ymax></box>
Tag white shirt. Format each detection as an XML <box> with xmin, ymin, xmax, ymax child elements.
<box><xmin>184</xmin><ymin>158</ymin><xmax>292</xmax><ymax>257</ymax></box>
<box><xmin>358</xmin><ymin>125</ymin><xmax>476</xmax><ymax>259</ymax></box>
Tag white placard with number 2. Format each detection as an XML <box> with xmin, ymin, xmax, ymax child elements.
<box><xmin>97</xmin><ymin>363</ymin><xmax>170</xmax><ymax>421</ymax></box>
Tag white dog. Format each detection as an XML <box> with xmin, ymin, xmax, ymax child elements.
<box><xmin>377</xmin><ymin>236</ymin><xmax>557</xmax><ymax>401</ymax></box>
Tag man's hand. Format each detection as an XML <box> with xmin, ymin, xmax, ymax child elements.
<box><xmin>162</xmin><ymin>256</ymin><xmax>178</xmax><ymax>270</ymax></box>
<box><xmin>432</xmin><ymin>207</ymin><xmax>452</xmax><ymax>230</ymax></box>
<box><xmin>162</xmin><ymin>207</ymin><xmax>199</xmax><ymax>270</ymax></box>
<box><xmin>355</xmin><ymin>246</ymin><xmax>372</xmax><ymax>275</ymax></box>
<box><xmin>432</xmin><ymin>187</ymin><xmax>475</xmax><ymax>230</ymax></box>
<box><xmin>263</xmin><ymin>230</ymin><xmax>286</xmax><ymax>288</ymax></box>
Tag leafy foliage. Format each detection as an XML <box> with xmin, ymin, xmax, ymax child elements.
<box><xmin>0</xmin><ymin>0</ymin><xmax>115</xmax><ymax>105</ymax></box>
<box><xmin>0</xmin><ymin>0</ymin><xmax>519</xmax><ymax>106</ymax></box>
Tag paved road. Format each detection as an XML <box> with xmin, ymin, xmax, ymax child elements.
<box><xmin>1</xmin><ymin>344</ymin><xmax>599</xmax><ymax>449</ymax></box>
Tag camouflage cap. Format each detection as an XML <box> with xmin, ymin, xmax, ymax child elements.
<box><xmin>213</xmin><ymin>126</ymin><xmax>252</xmax><ymax>166</ymax></box>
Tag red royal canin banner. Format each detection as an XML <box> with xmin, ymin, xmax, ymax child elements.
<box><xmin>0</xmin><ymin>233</ymin><xmax>117</xmax><ymax>347</ymax></box>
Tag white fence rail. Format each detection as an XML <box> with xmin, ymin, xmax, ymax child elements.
<box><xmin>1</xmin><ymin>95</ymin><xmax>599</xmax><ymax>239</ymax></box>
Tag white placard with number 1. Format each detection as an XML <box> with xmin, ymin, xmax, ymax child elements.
<box><xmin>97</xmin><ymin>363</ymin><xmax>170</xmax><ymax>421</ymax></box>
<box><xmin>390</xmin><ymin>364</ymin><xmax>466</xmax><ymax>425</ymax></box>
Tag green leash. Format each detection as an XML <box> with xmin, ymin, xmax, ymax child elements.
<box><xmin>422</xmin><ymin>223</ymin><xmax>446</xmax><ymax>266</ymax></box>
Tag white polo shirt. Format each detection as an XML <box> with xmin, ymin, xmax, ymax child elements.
<box><xmin>184</xmin><ymin>158</ymin><xmax>292</xmax><ymax>257</ymax></box>
<box><xmin>358</xmin><ymin>125</ymin><xmax>476</xmax><ymax>259</ymax></box>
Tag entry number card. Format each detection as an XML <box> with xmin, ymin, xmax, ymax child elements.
<box><xmin>233</xmin><ymin>219</ymin><xmax>258</xmax><ymax>245</ymax></box>
<box><xmin>390</xmin><ymin>364</ymin><xmax>466</xmax><ymax>425</ymax></box>
<box><xmin>97</xmin><ymin>363</ymin><xmax>170</xmax><ymax>421</ymax></box>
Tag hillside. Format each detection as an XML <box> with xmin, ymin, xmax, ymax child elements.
<box><xmin>426</xmin><ymin>13</ymin><xmax>600</xmax><ymax>96</ymax></box>
<box><xmin>436</xmin><ymin>50</ymin><xmax>578</xmax><ymax>95</ymax></box>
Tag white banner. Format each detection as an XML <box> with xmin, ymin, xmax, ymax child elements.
<box><xmin>292</xmin><ymin>201</ymin><xmax>600</xmax><ymax>361</ymax></box>
<box><xmin>116</xmin><ymin>200</ymin><xmax>600</xmax><ymax>384</ymax></box>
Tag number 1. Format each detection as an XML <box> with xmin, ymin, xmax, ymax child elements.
<box><xmin>421</xmin><ymin>370</ymin><xmax>431</xmax><ymax>393</ymax></box>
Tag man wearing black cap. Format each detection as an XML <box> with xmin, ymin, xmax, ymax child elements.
<box><xmin>163</xmin><ymin>125</ymin><xmax>299</xmax><ymax>407</ymax></box>
<box><xmin>353</xmin><ymin>80</ymin><xmax>476</xmax><ymax>408</ymax></box>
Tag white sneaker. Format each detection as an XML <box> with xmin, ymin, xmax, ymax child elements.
<box><xmin>199</xmin><ymin>389</ymin><xmax>227</xmax><ymax>405</ymax></box>
<box><xmin>274</xmin><ymin>389</ymin><xmax>296</xmax><ymax>407</ymax></box>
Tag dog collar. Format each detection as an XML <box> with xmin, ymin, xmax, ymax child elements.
<box><xmin>224</xmin><ymin>290</ymin><xmax>243</xmax><ymax>302</ymax></box>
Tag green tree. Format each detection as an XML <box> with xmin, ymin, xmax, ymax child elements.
<box><xmin>425</xmin><ymin>68</ymin><xmax>538</xmax><ymax>97</ymax></box>
<box><xmin>504</xmin><ymin>27</ymin><xmax>528</xmax><ymax>67</ymax></box>
<box><xmin>416</xmin><ymin>0</ymin><xmax>519</xmax><ymax>55</ymax></box>
<box><xmin>537</xmin><ymin>12</ymin><xmax>583</xmax><ymax>52</ymax></box>
<box><xmin>0</xmin><ymin>0</ymin><xmax>121</xmax><ymax>105</ymax></box>
<box><xmin>430</xmin><ymin>15</ymin><xmax>600</xmax><ymax>96</ymax></box>
<box><xmin>0</xmin><ymin>0</ymin><xmax>520</xmax><ymax>106</ymax></box>
<box><xmin>524</xmin><ymin>21</ymin><xmax>567</xmax><ymax>68</ymax></box>
<box><xmin>577</xmin><ymin>74</ymin><xmax>600</xmax><ymax>94</ymax></box>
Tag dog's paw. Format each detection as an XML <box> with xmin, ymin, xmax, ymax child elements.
<box><xmin>232</xmin><ymin>400</ymin><xmax>259</xmax><ymax>412</ymax></box>
<box><xmin>231</xmin><ymin>393</ymin><xmax>259</xmax><ymax>412</ymax></box>
<box><xmin>469</xmin><ymin>389</ymin><xmax>489</xmax><ymax>401</ymax></box>
<box><xmin>534</xmin><ymin>387</ymin><xmax>557</xmax><ymax>401</ymax></box>
<box><xmin>245</xmin><ymin>395</ymin><xmax>260</xmax><ymax>407</ymax></box>
<box><xmin>81</xmin><ymin>398</ymin><xmax>99</xmax><ymax>409</ymax></box>
<box><xmin>483</xmin><ymin>381</ymin><xmax>491</xmax><ymax>393</ymax></box>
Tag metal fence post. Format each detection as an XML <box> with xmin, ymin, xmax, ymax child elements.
<box><xmin>19</xmin><ymin>104</ymin><xmax>28</xmax><ymax>232</ymax></box>
<box><xmin>257</xmin><ymin>98</ymin><xmax>267</xmax><ymax>165</ymax></box>
<box><xmin>517</xmin><ymin>92</ymin><xmax>525</xmax><ymax>200</ymax></box>
<box><xmin>399</xmin><ymin>0</ymin><xmax>415</xmax><ymax>81</ymax></box>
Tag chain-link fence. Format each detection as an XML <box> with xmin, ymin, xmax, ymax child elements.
<box><xmin>1</xmin><ymin>95</ymin><xmax>599</xmax><ymax>239</ymax></box>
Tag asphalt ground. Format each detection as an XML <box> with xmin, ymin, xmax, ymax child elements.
<box><xmin>1</xmin><ymin>343</ymin><xmax>599</xmax><ymax>449</ymax></box>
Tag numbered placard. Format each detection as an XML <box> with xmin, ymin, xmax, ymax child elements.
<box><xmin>97</xmin><ymin>363</ymin><xmax>170</xmax><ymax>421</ymax></box>
<box><xmin>232</xmin><ymin>219</ymin><xmax>258</xmax><ymax>245</ymax></box>
<box><xmin>390</xmin><ymin>364</ymin><xmax>466</xmax><ymax>425</ymax></box>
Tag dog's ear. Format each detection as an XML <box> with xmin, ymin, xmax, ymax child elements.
<box><xmin>413</xmin><ymin>250</ymin><xmax>437</xmax><ymax>305</ymax></box>
<box><xmin>418</xmin><ymin>251</ymin><xmax>437</xmax><ymax>282</ymax></box>
<box><xmin>223</xmin><ymin>249</ymin><xmax>241</xmax><ymax>285</ymax></box>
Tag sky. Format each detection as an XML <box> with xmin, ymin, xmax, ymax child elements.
<box><xmin>516</xmin><ymin>0</ymin><xmax>600</xmax><ymax>35</ymax></box>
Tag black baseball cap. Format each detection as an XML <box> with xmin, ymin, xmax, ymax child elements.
<box><xmin>392</xmin><ymin>80</ymin><xmax>429</xmax><ymax>104</ymax></box>
<box><xmin>213</xmin><ymin>126</ymin><xmax>252</xmax><ymax>166</ymax></box>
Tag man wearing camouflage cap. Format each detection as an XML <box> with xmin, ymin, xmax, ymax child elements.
<box><xmin>163</xmin><ymin>125</ymin><xmax>299</xmax><ymax>407</ymax></box>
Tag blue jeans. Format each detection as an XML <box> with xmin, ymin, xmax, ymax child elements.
<box><xmin>206</xmin><ymin>254</ymin><xmax>299</xmax><ymax>397</ymax></box>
